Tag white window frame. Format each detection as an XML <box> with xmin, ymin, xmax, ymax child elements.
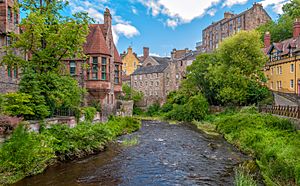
<box><xmin>291</xmin><ymin>64</ymin><xmax>295</xmax><ymax>73</ymax></box>
<box><xmin>290</xmin><ymin>79</ymin><xmax>294</xmax><ymax>89</ymax></box>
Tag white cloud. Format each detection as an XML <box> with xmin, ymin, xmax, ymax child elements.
<box><xmin>207</xmin><ymin>9</ymin><xmax>217</xmax><ymax>16</ymax></box>
<box><xmin>67</xmin><ymin>0</ymin><xmax>140</xmax><ymax>45</ymax></box>
<box><xmin>132</xmin><ymin>6</ymin><xmax>138</xmax><ymax>14</ymax></box>
<box><xmin>222</xmin><ymin>0</ymin><xmax>248</xmax><ymax>7</ymax></box>
<box><xmin>259</xmin><ymin>0</ymin><xmax>289</xmax><ymax>14</ymax></box>
<box><xmin>138</xmin><ymin>0</ymin><xmax>220</xmax><ymax>28</ymax></box>
<box><xmin>113</xmin><ymin>23</ymin><xmax>140</xmax><ymax>44</ymax></box>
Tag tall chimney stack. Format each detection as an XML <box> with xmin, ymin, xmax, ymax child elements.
<box><xmin>143</xmin><ymin>47</ymin><xmax>149</xmax><ymax>59</ymax></box>
<box><xmin>104</xmin><ymin>8</ymin><xmax>112</xmax><ymax>33</ymax></box>
<box><xmin>264</xmin><ymin>31</ymin><xmax>271</xmax><ymax>48</ymax></box>
<box><xmin>293</xmin><ymin>18</ymin><xmax>300</xmax><ymax>38</ymax></box>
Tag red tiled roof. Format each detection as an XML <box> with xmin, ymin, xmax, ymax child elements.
<box><xmin>84</xmin><ymin>24</ymin><xmax>110</xmax><ymax>56</ymax></box>
<box><xmin>114</xmin><ymin>44</ymin><xmax>122</xmax><ymax>63</ymax></box>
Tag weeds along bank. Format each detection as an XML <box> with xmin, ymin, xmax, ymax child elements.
<box><xmin>201</xmin><ymin>108</ymin><xmax>300</xmax><ymax>186</ymax></box>
<box><xmin>0</xmin><ymin>117</ymin><xmax>141</xmax><ymax>185</ymax></box>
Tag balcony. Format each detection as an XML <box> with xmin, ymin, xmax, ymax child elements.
<box><xmin>86</xmin><ymin>80</ymin><xmax>111</xmax><ymax>92</ymax></box>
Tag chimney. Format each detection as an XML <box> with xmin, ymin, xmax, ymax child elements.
<box><xmin>104</xmin><ymin>8</ymin><xmax>112</xmax><ymax>32</ymax></box>
<box><xmin>128</xmin><ymin>46</ymin><xmax>133</xmax><ymax>54</ymax></box>
<box><xmin>224</xmin><ymin>12</ymin><xmax>234</xmax><ymax>19</ymax></box>
<box><xmin>143</xmin><ymin>47</ymin><xmax>149</xmax><ymax>59</ymax></box>
<box><xmin>264</xmin><ymin>32</ymin><xmax>271</xmax><ymax>48</ymax></box>
<box><xmin>293</xmin><ymin>18</ymin><xmax>300</xmax><ymax>38</ymax></box>
<box><xmin>171</xmin><ymin>48</ymin><xmax>176</xmax><ymax>60</ymax></box>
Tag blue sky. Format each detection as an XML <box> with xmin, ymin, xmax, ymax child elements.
<box><xmin>27</xmin><ymin>0</ymin><xmax>290</xmax><ymax>56</ymax></box>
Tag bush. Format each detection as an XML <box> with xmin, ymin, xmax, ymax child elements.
<box><xmin>90</xmin><ymin>100</ymin><xmax>101</xmax><ymax>112</ymax></box>
<box><xmin>146</xmin><ymin>103</ymin><xmax>161</xmax><ymax>116</ymax></box>
<box><xmin>82</xmin><ymin>107</ymin><xmax>97</xmax><ymax>122</ymax></box>
<box><xmin>133</xmin><ymin>106</ymin><xmax>143</xmax><ymax>116</ymax></box>
<box><xmin>216</xmin><ymin>112</ymin><xmax>300</xmax><ymax>185</ymax></box>
<box><xmin>164</xmin><ymin>93</ymin><xmax>209</xmax><ymax>122</ymax></box>
<box><xmin>0</xmin><ymin>125</ymin><xmax>56</xmax><ymax>184</ymax></box>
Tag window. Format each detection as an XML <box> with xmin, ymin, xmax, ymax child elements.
<box><xmin>14</xmin><ymin>12</ymin><xmax>18</xmax><ymax>25</ymax></box>
<box><xmin>70</xmin><ymin>61</ymin><xmax>76</xmax><ymax>76</ymax></box>
<box><xmin>145</xmin><ymin>81</ymin><xmax>148</xmax><ymax>86</ymax></box>
<box><xmin>134</xmin><ymin>76</ymin><xmax>137</xmax><ymax>80</ymax></box>
<box><xmin>291</xmin><ymin>64</ymin><xmax>294</xmax><ymax>73</ymax></box>
<box><xmin>140</xmin><ymin>82</ymin><xmax>143</xmax><ymax>87</ymax></box>
<box><xmin>101</xmin><ymin>57</ymin><xmax>107</xmax><ymax>80</ymax></box>
<box><xmin>151</xmin><ymin>81</ymin><xmax>153</xmax><ymax>86</ymax></box>
<box><xmin>6</xmin><ymin>36</ymin><xmax>11</xmax><ymax>46</ymax></box>
<box><xmin>7</xmin><ymin>66</ymin><xmax>12</xmax><ymax>78</ymax></box>
<box><xmin>291</xmin><ymin>80</ymin><xmax>294</xmax><ymax>89</ymax></box>
<box><xmin>114</xmin><ymin>64</ymin><xmax>120</xmax><ymax>84</ymax></box>
<box><xmin>134</xmin><ymin>82</ymin><xmax>137</xmax><ymax>87</ymax></box>
<box><xmin>92</xmin><ymin>57</ymin><xmax>98</xmax><ymax>80</ymax></box>
<box><xmin>156</xmin><ymin>82</ymin><xmax>159</xmax><ymax>86</ymax></box>
<box><xmin>279</xmin><ymin>66</ymin><xmax>282</xmax><ymax>74</ymax></box>
<box><xmin>13</xmin><ymin>67</ymin><xmax>17</xmax><ymax>78</ymax></box>
<box><xmin>8</xmin><ymin>7</ymin><xmax>12</xmax><ymax>23</ymax></box>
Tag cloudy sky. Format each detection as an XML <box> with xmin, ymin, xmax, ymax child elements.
<box><xmin>55</xmin><ymin>0</ymin><xmax>289</xmax><ymax>56</ymax></box>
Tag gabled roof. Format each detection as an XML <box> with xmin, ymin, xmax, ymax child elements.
<box><xmin>132</xmin><ymin>62</ymin><xmax>169</xmax><ymax>75</ymax></box>
<box><xmin>265</xmin><ymin>36</ymin><xmax>300</xmax><ymax>55</ymax></box>
<box><xmin>114</xmin><ymin>44</ymin><xmax>122</xmax><ymax>63</ymax></box>
<box><xmin>84</xmin><ymin>24</ymin><xmax>111</xmax><ymax>56</ymax></box>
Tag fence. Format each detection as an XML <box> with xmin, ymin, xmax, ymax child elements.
<box><xmin>259</xmin><ymin>105</ymin><xmax>300</xmax><ymax>119</ymax></box>
<box><xmin>53</xmin><ymin>108</ymin><xmax>76</xmax><ymax>117</ymax></box>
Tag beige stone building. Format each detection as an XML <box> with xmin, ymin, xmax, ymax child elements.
<box><xmin>201</xmin><ymin>3</ymin><xmax>271</xmax><ymax>53</ymax></box>
<box><xmin>131</xmin><ymin>48</ymin><xmax>199</xmax><ymax>107</ymax></box>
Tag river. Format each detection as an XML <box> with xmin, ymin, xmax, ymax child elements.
<box><xmin>15</xmin><ymin>120</ymin><xmax>249</xmax><ymax>186</ymax></box>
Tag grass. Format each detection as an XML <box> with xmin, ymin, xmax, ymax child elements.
<box><xmin>235</xmin><ymin>167</ymin><xmax>258</xmax><ymax>186</ymax></box>
<box><xmin>0</xmin><ymin>117</ymin><xmax>141</xmax><ymax>185</ymax></box>
<box><xmin>121</xmin><ymin>137</ymin><xmax>139</xmax><ymax>147</ymax></box>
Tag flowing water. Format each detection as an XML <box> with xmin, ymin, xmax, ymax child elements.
<box><xmin>15</xmin><ymin>120</ymin><xmax>249</xmax><ymax>186</ymax></box>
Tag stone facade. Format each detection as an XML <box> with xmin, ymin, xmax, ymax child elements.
<box><xmin>264</xmin><ymin>19</ymin><xmax>300</xmax><ymax>95</ymax></box>
<box><xmin>131</xmin><ymin>48</ymin><xmax>199</xmax><ymax>107</ymax></box>
<box><xmin>121</xmin><ymin>46</ymin><xmax>141</xmax><ymax>76</ymax></box>
<box><xmin>201</xmin><ymin>3</ymin><xmax>271</xmax><ymax>53</ymax></box>
<box><xmin>0</xmin><ymin>0</ymin><xmax>20</xmax><ymax>94</ymax></box>
<box><xmin>64</xmin><ymin>9</ymin><xmax>122</xmax><ymax>116</ymax></box>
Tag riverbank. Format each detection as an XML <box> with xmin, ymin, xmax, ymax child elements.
<box><xmin>193</xmin><ymin>108</ymin><xmax>300</xmax><ymax>186</ymax></box>
<box><xmin>0</xmin><ymin>117</ymin><xmax>141</xmax><ymax>185</ymax></box>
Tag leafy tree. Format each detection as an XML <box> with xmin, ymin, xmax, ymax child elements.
<box><xmin>121</xmin><ymin>84</ymin><xmax>143</xmax><ymax>103</ymax></box>
<box><xmin>257</xmin><ymin>0</ymin><xmax>300</xmax><ymax>43</ymax></box>
<box><xmin>1</xmin><ymin>0</ymin><xmax>91</xmax><ymax>119</ymax></box>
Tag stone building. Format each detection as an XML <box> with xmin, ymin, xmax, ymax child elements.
<box><xmin>131</xmin><ymin>48</ymin><xmax>199</xmax><ymax>107</ymax></box>
<box><xmin>201</xmin><ymin>3</ymin><xmax>271</xmax><ymax>53</ymax></box>
<box><xmin>264</xmin><ymin>19</ymin><xmax>300</xmax><ymax>95</ymax></box>
<box><xmin>64</xmin><ymin>9</ymin><xmax>122</xmax><ymax>115</ymax></box>
<box><xmin>0</xmin><ymin>0</ymin><xmax>20</xmax><ymax>93</ymax></box>
<box><xmin>121</xmin><ymin>46</ymin><xmax>141</xmax><ymax>76</ymax></box>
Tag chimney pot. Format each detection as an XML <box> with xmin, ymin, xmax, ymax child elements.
<box><xmin>293</xmin><ymin>18</ymin><xmax>300</xmax><ymax>38</ymax></box>
<box><xmin>264</xmin><ymin>31</ymin><xmax>271</xmax><ymax>48</ymax></box>
<box><xmin>143</xmin><ymin>47</ymin><xmax>149</xmax><ymax>59</ymax></box>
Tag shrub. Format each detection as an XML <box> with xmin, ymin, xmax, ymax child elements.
<box><xmin>146</xmin><ymin>103</ymin><xmax>161</xmax><ymax>116</ymax></box>
<box><xmin>133</xmin><ymin>106</ymin><xmax>143</xmax><ymax>116</ymax></box>
<box><xmin>90</xmin><ymin>100</ymin><xmax>102</xmax><ymax>112</ymax></box>
<box><xmin>0</xmin><ymin>125</ymin><xmax>56</xmax><ymax>184</ymax></box>
<box><xmin>82</xmin><ymin>107</ymin><xmax>97</xmax><ymax>122</ymax></box>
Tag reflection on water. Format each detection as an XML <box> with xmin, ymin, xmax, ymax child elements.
<box><xmin>15</xmin><ymin>120</ymin><xmax>249</xmax><ymax>186</ymax></box>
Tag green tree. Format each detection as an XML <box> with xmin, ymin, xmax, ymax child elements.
<box><xmin>1</xmin><ymin>0</ymin><xmax>90</xmax><ymax>119</ymax></box>
<box><xmin>257</xmin><ymin>0</ymin><xmax>300</xmax><ymax>43</ymax></box>
<box><xmin>122</xmin><ymin>84</ymin><xmax>143</xmax><ymax>103</ymax></box>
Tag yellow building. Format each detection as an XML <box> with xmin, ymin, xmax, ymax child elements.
<box><xmin>121</xmin><ymin>47</ymin><xmax>140</xmax><ymax>75</ymax></box>
<box><xmin>264</xmin><ymin>19</ymin><xmax>300</xmax><ymax>95</ymax></box>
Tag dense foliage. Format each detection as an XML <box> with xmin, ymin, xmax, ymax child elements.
<box><xmin>257</xmin><ymin>0</ymin><xmax>300</xmax><ymax>43</ymax></box>
<box><xmin>82</xmin><ymin>107</ymin><xmax>97</xmax><ymax>122</ymax></box>
<box><xmin>0</xmin><ymin>117</ymin><xmax>141</xmax><ymax>184</ymax></box>
<box><xmin>183</xmin><ymin>31</ymin><xmax>270</xmax><ymax>106</ymax></box>
<box><xmin>215</xmin><ymin>109</ymin><xmax>300</xmax><ymax>185</ymax></box>
<box><xmin>1</xmin><ymin>0</ymin><xmax>90</xmax><ymax>120</ymax></box>
<box><xmin>121</xmin><ymin>84</ymin><xmax>144</xmax><ymax>103</ymax></box>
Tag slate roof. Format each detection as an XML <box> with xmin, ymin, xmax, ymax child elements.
<box><xmin>84</xmin><ymin>24</ymin><xmax>111</xmax><ymax>55</ymax></box>
<box><xmin>151</xmin><ymin>56</ymin><xmax>171</xmax><ymax>64</ymax></box>
<box><xmin>132</xmin><ymin>62</ymin><xmax>169</xmax><ymax>75</ymax></box>
<box><xmin>264</xmin><ymin>36</ymin><xmax>300</xmax><ymax>56</ymax></box>
<box><xmin>178</xmin><ymin>50</ymin><xmax>201</xmax><ymax>61</ymax></box>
